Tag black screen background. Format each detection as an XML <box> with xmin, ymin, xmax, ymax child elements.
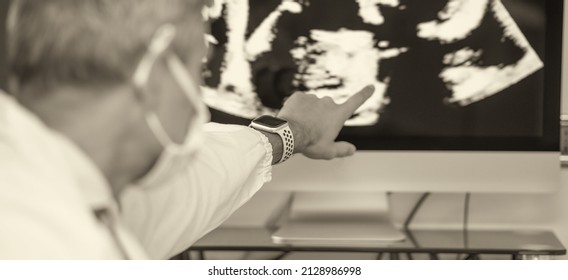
<box><xmin>206</xmin><ymin>0</ymin><xmax>562</xmax><ymax>151</ymax></box>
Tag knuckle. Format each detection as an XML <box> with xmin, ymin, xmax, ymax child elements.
<box><xmin>321</xmin><ymin>96</ymin><xmax>334</xmax><ymax>102</ymax></box>
<box><xmin>320</xmin><ymin>96</ymin><xmax>337</xmax><ymax>106</ymax></box>
<box><xmin>297</xmin><ymin>92</ymin><xmax>315</xmax><ymax>101</ymax></box>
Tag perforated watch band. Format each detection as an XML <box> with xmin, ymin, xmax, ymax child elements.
<box><xmin>249</xmin><ymin>116</ymin><xmax>295</xmax><ymax>164</ymax></box>
<box><xmin>275</xmin><ymin>125</ymin><xmax>294</xmax><ymax>164</ymax></box>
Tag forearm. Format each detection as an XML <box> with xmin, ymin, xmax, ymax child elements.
<box><xmin>120</xmin><ymin>124</ymin><xmax>273</xmax><ymax>259</ymax></box>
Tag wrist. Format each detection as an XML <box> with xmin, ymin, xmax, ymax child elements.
<box><xmin>250</xmin><ymin>115</ymin><xmax>294</xmax><ymax>164</ymax></box>
<box><xmin>278</xmin><ymin>116</ymin><xmax>308</xmax><ymax>154</ymax></box>
<box><xmin>257</xmin><ymin>130</ymin><xmax>284</xmax><ymax>165</ymax></box>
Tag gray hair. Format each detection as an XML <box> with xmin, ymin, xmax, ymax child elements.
<box><xmin>8</xmin><ymin>0</ymin><xmax>207</xmax><ymax>94</ymax></box>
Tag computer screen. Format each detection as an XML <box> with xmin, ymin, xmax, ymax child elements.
<box><xmin>201</xmin><ymin>0</ymin><xmax>563</xmax><ymax>242</ymax></box>
<box><xmin>202</xmin><ymin>0</ymin><xmax>561</xmax><ymax>151</ymax></box>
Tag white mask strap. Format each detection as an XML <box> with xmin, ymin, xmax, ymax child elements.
<box><xmin>165</xmin><ymin>54</ymin><xmax>211</xmax><ymax>147</ymax></box>
<box><xmin>132</xmin><ymin>24</ymin><xmax>177</xmax><ymax>88</ymax></box>
<box><xmin>144</xmin><ymin>112</ymin><xmax>174</xmax><ymax>148</ymax></box>
<box><xmin>132</xmin><ymin>24</ymin><xmax>178</xmax><ymax>148</ymax></box>
<box><xmin>166</xmin><ymin>55</ymin><xmax>204</xmax><ymax>113</ymax></box>
<box><xmin>133</xmin><ymin>24</ymin><xmax>210</xmax><ymax>150</ymax></box>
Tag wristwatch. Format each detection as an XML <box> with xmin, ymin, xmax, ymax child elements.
<box><xmin>250</xmin><ymin>115</ymin><xmax>295</xmax><ymax>164</ymax></box>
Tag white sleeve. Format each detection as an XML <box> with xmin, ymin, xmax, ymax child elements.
<box><xmin>119</xmin><ymin>123</ymin><xmax>273</xmax><ymax>259</ymax></box>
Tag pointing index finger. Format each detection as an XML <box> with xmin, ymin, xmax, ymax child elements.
<box><xmin>340</xmin><ymin>85</ymin><xmax>375</xmax><ymax>118</ymax></box>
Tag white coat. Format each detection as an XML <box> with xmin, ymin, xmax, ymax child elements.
<box><xmin>0</xmin><ymin>92</ymin><xmax>273</xmax><ymax>259</ymax></box>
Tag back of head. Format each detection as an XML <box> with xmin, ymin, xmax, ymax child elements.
<box><xmin>7</xmin><ymin>0</ymin><xmax>206</xmax><ymax>98</ymax></box>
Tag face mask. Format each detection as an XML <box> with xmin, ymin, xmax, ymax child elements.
<box><xmin>132</xmin><ymin>24</ymin><xmax>210</xmax><ymax>187</ymax></box>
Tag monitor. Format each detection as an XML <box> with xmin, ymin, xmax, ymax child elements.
<box><xmin>201</xmin><ymin>0</ymin><xmax>563</xmax><ymax>243</ymax></box>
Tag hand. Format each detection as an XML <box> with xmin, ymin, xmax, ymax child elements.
<box><xmin>277</xmin><ymin>85</ymin><xmax>375</xmax><ymax>160</ymax></box>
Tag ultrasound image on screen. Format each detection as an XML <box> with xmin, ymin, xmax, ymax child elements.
<box><xmin>202</xmin><ymin>0</ymin><xmax>546</xmax><ymax>138</ymax></box>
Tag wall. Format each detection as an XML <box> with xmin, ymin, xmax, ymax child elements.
<box><xmin>220</xmin><ymin>2</ymin><xmax>568</xmax><ymax>259</ymax></box>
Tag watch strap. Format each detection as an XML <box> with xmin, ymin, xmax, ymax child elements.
<box><xmin>249</xmin><ymin>116</ymin><xmax>294</xmax><ymax>164</ymax></box>
<box><xmin>275</xmin><ymin>125</ymin><xmax>294</xmax><ymax>164</ymax></box>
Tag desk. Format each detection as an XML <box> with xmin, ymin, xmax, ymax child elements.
<box><xmin>183</xmin><ymin>227</ymin><xmax>566</xmax><ymax>260</ymax></box>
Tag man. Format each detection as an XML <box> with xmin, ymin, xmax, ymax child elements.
<box><xmin>0</xmin><ymin>0</ymin><xmax>374</xmax><ymax>259</ymax></box>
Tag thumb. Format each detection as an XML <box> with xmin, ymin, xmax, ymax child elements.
<box><xmin>330</xmin><ymin>141</ymin><xmax>357</xmax><ymax>158</ymax></box>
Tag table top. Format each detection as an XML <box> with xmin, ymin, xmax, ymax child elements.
<box><xmin>191</xmin><ymin>227</ymin><xmax>566</xmax><ymax>256</ymax></box>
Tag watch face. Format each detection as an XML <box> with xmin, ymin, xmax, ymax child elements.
<box><xmin>253</xmin><ymin>116</ymin><xmax>288</xmax><ymax>128</ymax></box>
